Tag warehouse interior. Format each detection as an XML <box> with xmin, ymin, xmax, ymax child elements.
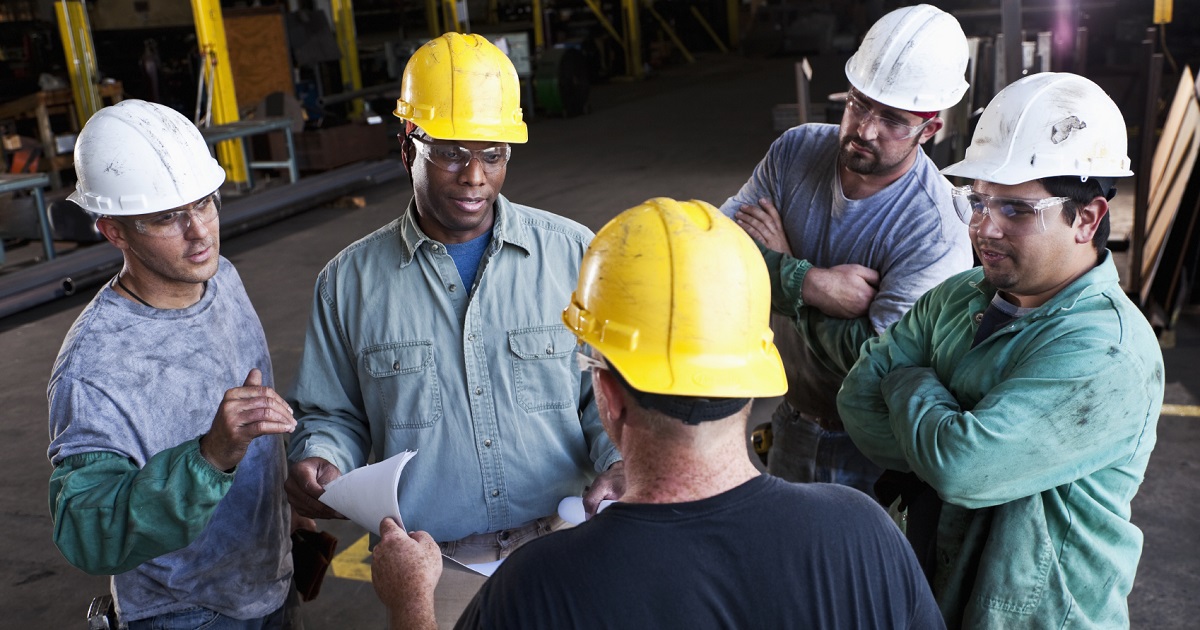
<box><xmin>1</xmin><ymin>1</ymin><xmax>1198</xmax><ymax>627</ymax></box>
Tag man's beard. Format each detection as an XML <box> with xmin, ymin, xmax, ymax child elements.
<box><xmin>837</xmin><ymin>135</ymin><xmax>915</xmax><ymax>176</ymax></box>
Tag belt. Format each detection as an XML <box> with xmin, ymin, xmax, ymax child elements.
<box><xmin>438</xmin><ymin>515</ymin><xmax>566</xmax><ymax>563</ymax></box>
<box><xmin>796</xmin><ymin>408</ymin><xmax>844</xmax><ymax>432</ymax></box>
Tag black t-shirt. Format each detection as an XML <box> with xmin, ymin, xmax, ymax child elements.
<box><xmin>455</xmin><ymin>475</ymin><xmax>944</xmax><ymax>629</ymax></box>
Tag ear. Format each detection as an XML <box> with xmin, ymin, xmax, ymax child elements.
<box><xmin>399</xmin><ymin>136</ymin><xmax>414</xmax><ymax>175</ymax></box>
<box><xmin>95</xmin><ymin>217</ymin><xmax>131</xmax><ymax>251</ymax></box>
<box><xmin>1073</xmin><ymin>197</ymin><xmax>1108</xmax><ymax>244</ymax></box>
<box><xmin>916</xmin><ymin>117</ymin><xmax>943</xmax><ymax>146</ymax></box>
<box><xmin>593</xmin><ymin>368</ymin><xmax>629</xmax><ymax>444</ymax></box>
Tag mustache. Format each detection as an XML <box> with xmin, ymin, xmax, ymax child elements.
<box><xmin>974</xmin><ymin>238</ymin><xmax>1012</xmax><ymax>256</ymax></box>
<box><xmin>841</xmin><ymin>135</ymin><xmax>878</xmax><ymax>157</ymax></box>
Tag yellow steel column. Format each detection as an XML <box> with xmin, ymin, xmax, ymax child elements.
<box><xmin>190</xmin><ymin>0</ymin><xmax>247</xmax><ymax>184</ymax></box>
<box><xmin>331</xmin><ymin>0</ymin><xmax>364</xmax><ymax>118</ymax></box>
<box><xmin>532</xmin><ymin>0</ymin><xmax>544</xmax><ymax>49</ymax></box>
<box><xmin>54</xmin><ymin>0</ymin><xmax>102</xmax><ymax>124</ymax></box>
<box><xmin>727</xmin><ymin>0</ymin><xmax>738</xmax><ymax>50</ymax></box>
<box><xmin>426</xmin><ymin>0</ymin><xmax>441</xmax><ymax>37</ymax></box>
<box><xmin>440</xmin><ymin>0</ymin><xmax>461</xmax><ymax>33</ymax></box>
<box><xmin>622</xmin><ymin>0</ymin><xmax>642</xmax><ymax>79</ymax></box>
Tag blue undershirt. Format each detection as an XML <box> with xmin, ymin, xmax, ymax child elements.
<box><xmin>444</xmin><ymin>228</ymin><xmax>493</xmax><ymax>289</ymax></box>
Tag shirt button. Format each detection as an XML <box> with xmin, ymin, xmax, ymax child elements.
<box><xmin>491</xmin><ymin>489</ymin><xmax>500</xmax><ymax>497</ymax></box>
<box><xmin>973</xmin><ymin>312</ymin><xmax>985</xmax><ymax>324</ymax></box>
<box><xmin>449</xmin><ymin>284</ymin><xmax>457</xmax><ymax>292</ymax></box>
<box><xmin>484</xmin><ymin>439</ymin><xmax>492</xmax><ymax>447</ymax></box>
<box><xmin>392</xmin><ymin>361</ymin><xmax>400</xmax><ymax>370</ymax></box>
<box><xmin>475</xmin><ymin>387</ymin><xmax>483</xmax><ymax>395</ymax></box>
<box><xmin>468</xmin><ymin>333</ymin><xmax>476</xmax><ymax>342</ymax></box>
<box><xmin>546</xmin><ymin>344</ymin><xmax>553</xmax><ymax>354</ymax></box>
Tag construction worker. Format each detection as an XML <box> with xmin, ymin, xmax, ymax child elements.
<box><xmin>838</xmin><ymin>72</ymin><xmax>1163</xmax><ymax>628</ymax></box>
<box><xmin>722</xmin><ymin>4</ymin><xmax>974</xmax><ymax>494</ymax></box>
<box><xmin>47</xmin><ymin>100</ymin><xmax>298</xmax><ymax>628</ymax></box>
<box><xmin>369</xmin><ymin>198</ymin><xmax>945</xmax><ymax>629</ymax></box>
<box><xmin>285</xmin><ymin>32</ymin><xmax>624</xmax><ymax>623</ymax></box>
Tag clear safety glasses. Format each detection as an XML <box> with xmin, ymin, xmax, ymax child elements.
<box><xmin>409</xmin><ymin>134</ymin><xmax>512</xmax><ymax>174</ymax></box>
<box><xmin>843</xmin><ymin>90</ymin><xmax>934</xmax><ymax>141</ymax></box>
<box><xmin>575</xmin><ymin>351</ymin><xmax>608</xmax><ymax>372</ymax></box>
<box><xmin>129</xmin><ymin>192</ymin><xmax>221</xmax><ymax>238</ymax></box>
<box><xmin>951</xmin><ymin>185</ymin><xmax>1072</xmax><ymax>236</ymax></box>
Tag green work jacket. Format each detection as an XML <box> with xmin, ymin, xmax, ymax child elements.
<box><xmin>838</xmin><ymin>253</ymin><xmax>1163</xmax><ymax>628</ymax></box>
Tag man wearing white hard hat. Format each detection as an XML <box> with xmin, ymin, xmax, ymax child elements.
<box><xmin>839</xmin><ymin>72</ymin><xmax>1163</xmax><ymax>628</ymax></box>
<box><xmin>721</xmin><ymin>4</ymin><xmax>973</xmax><ymax>495</ymax></box>
<box><xmin>47</xmin><ymin>100</ymin><xmax>299</xmax><ymax>628</ymax></box>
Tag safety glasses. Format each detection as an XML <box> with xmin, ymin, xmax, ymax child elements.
<box><xmin>951</xmin><ymin>185</ymin><xmax>1071</xmax><ymax>236</ymax></box>
<box><xmin>575</xmin><ymin>351</ymin><xmax>608</xmax><ymax>372</ymax></box>
<box><xmin>408</xmin><ymin>133</ymin><xmax>511</xmax><ymax>174</ymax></box>
<box><xmin>843</xmin><ymin>90</ymin><xmax>934</xmax><ymax>141</ymax></box>
<box><xmin>127</xmin><ymin>192</ymin><xmax>221</xmax><ymax>238</ymax></box>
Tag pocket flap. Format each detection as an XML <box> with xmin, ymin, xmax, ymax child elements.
<box><xmin>363</xmin><ymin>342</ymin><xmax>431</xmax><ymax>377</ymax></box>
<box><xmin>508</xmin><ymin>326</ymin><xmax>576</xmax><ymax>360</ymax></box>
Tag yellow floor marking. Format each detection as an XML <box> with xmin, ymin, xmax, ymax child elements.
<box><xmin>1161</xmin><ymin>404</ymin><xmax>1200</xmax><ymax>417</ymax></box>
<box><xmin>330</xmin><ymin>533</ymin><xmax>373</xmax><ymax>582</ymax></box>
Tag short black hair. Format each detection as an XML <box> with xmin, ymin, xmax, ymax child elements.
<box><xmin>1041</xmin><ymin>175</ymin><xmax>1110</xmax><ymax>252</ymax></box>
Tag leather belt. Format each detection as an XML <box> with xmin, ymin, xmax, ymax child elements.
<box><xmin>797</xmin><ymin>410</ymin><xmax>845</xmax><ymax>433</ymax></box>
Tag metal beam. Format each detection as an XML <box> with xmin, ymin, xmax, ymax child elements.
<box><xmin>645</xmin><ymin>3</ymin><xmax>693</xmax><ymax>64</ymax></box>
<box><xmin>622</xmin><ymin>0</ymin><xmax>642</xmax><ymax>79</ymax></box>
<box><xmin>690</xmin><ymin>6</ymin><xmax>728</xmax><ymax>54</ymax></box>
<box><xmin>0</xmin><ymin>161</ymin><xmax>404</xmax><ymax>319</ymax></box>
<box><xmin>582</xmin><ymin>0</ymin><xmax>625</xmax><ymax>48</ymax></box>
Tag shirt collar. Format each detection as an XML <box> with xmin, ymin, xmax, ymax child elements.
<box><xmin>395</xmin><ymin>194</ymin><xmax>532</xmax><ymax>266</ymax></box>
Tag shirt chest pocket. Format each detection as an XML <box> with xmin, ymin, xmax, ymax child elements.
<box><xmin>508</xmin><ymin>326</ymin><xmax>578</xmax><ymax>413</ymax></box>
<box><xmin>362</xmin><ymin>341</ymin><xmax>443</xmax><ymax>429</ymax></box>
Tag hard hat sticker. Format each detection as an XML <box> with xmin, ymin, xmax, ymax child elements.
<box><xmin>1051</xmin><ymin>116</ymin><xmax>1087</xmax><ymax>144</ymax></box>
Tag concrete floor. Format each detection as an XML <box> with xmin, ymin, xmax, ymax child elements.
<box><xmin>1</xmin><ymin>52</ymin><xmax>1197</xmax><ymax>628</ymax></box>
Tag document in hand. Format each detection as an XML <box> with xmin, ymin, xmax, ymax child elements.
<box><xmin>318</xmin><ymin>450</ymin><xmax>417</xmax><ymax>536</ymax></box>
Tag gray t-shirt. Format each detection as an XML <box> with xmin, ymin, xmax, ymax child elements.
<box><xmin>48</xmin><ymin>257</ymin><xmax>291</xmax><ymax>621</ymax></box>
<box><xmin>722</xmin><ymin>124</ymin><xmax>972</xmax><ymax>420</ymax></box>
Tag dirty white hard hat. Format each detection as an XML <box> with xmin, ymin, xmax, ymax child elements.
<box><xmin>844</xmin><ymin>3</ymin><xmax>970</xmax><ymax>113</ymax></box>
<box><xmin>68</xmin><ymin>99</ymin><xmax>226</xmax><ymax>216</ymax></box>
<box><xmin>942</xmin><ymin>72</ymin><xmax>1133</xmax><ymax>185</ymax></box>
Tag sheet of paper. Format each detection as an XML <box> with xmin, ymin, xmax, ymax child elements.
<box><xmin>318</xmin><ymin>450</ymin><xmax>417</xmax><ymax>536</ymax></box>
<box><xmin>442</xmin><ymin>554</ymin><xmax>504</xmax><ymax>577</ymax></box>
<box><xmin>556</xmin><ymin>496</ymin><xmax>616</xmax><ymax>526</ymax></box>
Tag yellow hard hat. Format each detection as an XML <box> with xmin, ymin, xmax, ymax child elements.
<box><xmin>563</xmin><ymin>198</ymin><xmax>786</xmax><ymax>399</ymax></box>
<box><xmin>394</xmin><ymin>32</ymin><xmax>528</xmax><ymax>143</ymax></box>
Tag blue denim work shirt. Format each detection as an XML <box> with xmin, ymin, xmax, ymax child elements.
<box><xmin>288</xmin><ymin>195</ymin><xmax>620</xmax><ymax>542</ymax></box>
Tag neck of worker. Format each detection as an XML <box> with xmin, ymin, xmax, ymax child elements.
<box><xmin>616</xmin><ymin>406</ymin><xmax>761</xmax><ymax>505</ymax></box>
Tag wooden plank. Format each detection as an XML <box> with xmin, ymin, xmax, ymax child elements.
<box><xmin>223</xmin><ymin>7</ymin><xmax>294</xmax><ymax>112</ymax></box>
<box><xmin>1149</xmin><ymin>67</ymin><xmax>1195</xmax><ymax>202</ymax></box>
<box><xmin>1149</xmin><ymin>80</ymin><xmax>1197</xmax><ymax>220</ymax></box>
<box><xmin>1141</xmin><ymin>97</ymin><xmax>1200</xmax><ymax>305</ymax></box>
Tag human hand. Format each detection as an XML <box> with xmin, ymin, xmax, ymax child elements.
<box><xmin>802</xmin><ymin>264</ymin><xmax>880</xmax><ymax>319</ymax></box>
<box><xmin>373</xmin><ymin>517</ymin><xmax>441</xmax><ymax>630</ymax></box>
<box><xmin>735</xmin><ymin>198</ymin><xmax>792</xmax><ymax>256</ymax></box>
<box><xmin>583</xmin><ymin>460</ymin><xmax>626</xmax><ymax>517</ymax></box>
<box><xmin>286</xmin><ymin>457</ymin><xmax>345</xmax><ymax>519</ymax></box>
<box><xmin>199</xmin><ymin>368</ymin><xmax>296</xmax><ymax>472</ymax></box>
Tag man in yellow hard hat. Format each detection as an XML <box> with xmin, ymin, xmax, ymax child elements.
<box><xmin>285</xmin><ymin>32</ymin><xmax>624</xmax><ymax>619</ymax></box>
<box><xmin>368</xmin><ymin>198</ymin><xmax>944</xmax><ymax>629</ymax></box>
<box><xmin>721</xmin><ymin>4</ymin><xmax>974</xmax><ymax>497</ymax></box>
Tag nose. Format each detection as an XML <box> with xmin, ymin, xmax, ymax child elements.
<box><xmin>972</xmin><ymin>211</ymin><xmax>1005</xmax><ymax>239</ymax></box>
<box><xmin>458</xmin><ymin>155</ymin><xmax>487</xmax><ymax>185</ymax></box>
<box><xmin>183</xmin><ymin>210</ymin><xmax>212</xmax><ymax>239</ymax></box>
<box><xmin>856</xmin><ymin>113</ymin><xmax>880</xmax><ymax>141</ymax></box>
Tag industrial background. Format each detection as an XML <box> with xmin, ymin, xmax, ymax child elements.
<box><xmin>1</xmin><ymin>0</ymin><xmax>1198</xmax><ymax>627</ymax></box>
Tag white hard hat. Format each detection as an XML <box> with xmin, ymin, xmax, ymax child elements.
<box><xmin>845</xmin><ymin>4</ymin><xmax>970</xmax><ymax>112</ymax></box>
<box><xmin>68</xmin><ymin>99</ymin><xmax>226</xmax><ymax>216</ymax></box>
<box><xmin>941</xmin><ymin>72</ymin><xmax>1133</xmax><ymax>185</ymax></box>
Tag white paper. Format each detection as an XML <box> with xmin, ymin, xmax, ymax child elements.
<box><xmin>318</xmin><ymin>450</ymin><xmax>417</xmax><ymax>536</ymax></box>
<box><xmin>442</xmin><ymin>555</ymin><xmax>505</xmax><ymax>577</ymax></box>
<box><xmin>556</xmin><ymin>496</ymin><xmax>616</xmax><ymax>526</ymax></box>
